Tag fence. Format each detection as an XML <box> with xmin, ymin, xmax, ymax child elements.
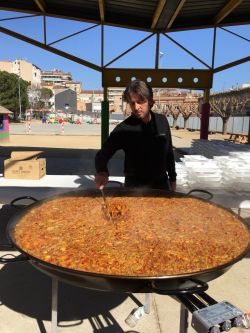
<box><xmin>167</xmin><ymin>116</ymin><xmax>250</xmax><ymax>135</ymax></box>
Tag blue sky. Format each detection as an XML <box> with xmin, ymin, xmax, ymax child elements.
<box><xmin>0</xmin><ymin>10</ymin><xmax>249</xmax><ymax>91</ymax></box>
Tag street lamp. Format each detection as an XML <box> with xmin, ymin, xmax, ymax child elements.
<box><xmin>157</xmin><ymin>52</ymin><xmax>165</xmax><ymax>112</ymax></box>
<box><xmin>64</xmin><ymin>103</ymin><xmax>70</xmax><ymax>121</ymax></box>
<box><xmin>159</xmin><ymin>51</ymin><xmax>164</xmax><ymax>68</ymax></box>
<box><xmin>18</xmin><ymin>62</ymin><xmax>22</xmax><ymax>120</ymax></box>
<box><xmin>92</xmin><ymin>90</ymin><xmax>95</xmax><ymax>115</ymax></box>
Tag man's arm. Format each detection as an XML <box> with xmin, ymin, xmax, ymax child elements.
<box><xmin>165</xmin><ymin>120</ymin><xmax>177</xmax><ymax>191</ymax></box>
<box><xmin>170</xmin><ymin>181</ymin><xmax>176</xmax><ymax>192</ymax></box>
<box><xmin>95</xmin><ymin>129</ymin><xmax>122</xmax><ymax>189</ymax></box>
<box><xmin>95</xmin><ymin>171</ymin><xmax>109</xmax><ymax>190</ymax></box>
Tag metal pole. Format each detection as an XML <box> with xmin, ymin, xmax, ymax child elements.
<box><xmin>200</xmin><ymin>88</ymin><xmax>210</xmax><ymax>140</ymax></box>
<box><xmin>155</xmin><ymin>33</ymin><xmax>160</xmax><ymax>69</ymax></box>
<box><xmin>101</xmin><ymin>87</ymin><xmax>109</xmax><ymax>146</ymax></box>
<box><xmin>158</xmin><ymin>50</ymin><xmax>163</xmax><ymax>112</ymax></box>
<box><xmin>179</xmin><ymin>303</ymin><xmax>189</xmax><ymax>333</ymax></box>
<box><xmin>144</xmin><ymin>293</ymin><xmax>151</xmax><ymax>314</ymax></box>
<box><xmin>51</xmin><ymin>277</ymin><xmax>58</xmax><ymax>333</ymax></box>
<box><xmin>18</xmin><ymin>75</ymin><xmax>22</xmax><ymax>120</ymax></box>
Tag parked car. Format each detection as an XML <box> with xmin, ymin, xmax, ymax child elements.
<box><xmin>48</xmin><ymin>118</ymin><xmax>58</xmax><ymax>124</ymax></box>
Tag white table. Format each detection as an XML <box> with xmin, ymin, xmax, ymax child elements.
<box><xmin>0</xmin><ymin>175</ymin><xmax>125</xmax><ymax>204</ymax></box>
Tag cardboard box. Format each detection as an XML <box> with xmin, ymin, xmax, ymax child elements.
<box><xmin>4</xmin><ymin>151</ymin><xmax>46</xmax><ymax>180</ymax></box>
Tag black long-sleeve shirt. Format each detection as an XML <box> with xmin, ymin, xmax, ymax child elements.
<box><xmin>95</xmin><ymin>112</ymin><xmax>177</xmax><ymax>188</ymax></box>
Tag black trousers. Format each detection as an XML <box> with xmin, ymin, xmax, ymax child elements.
<box><xmin>124</xmin><ymin>175</ymin><xmax>170</xmax><ymax>190</ymax></box>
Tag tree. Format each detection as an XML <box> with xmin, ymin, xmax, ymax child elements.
<box><xmin>40</xmin><ymin>87</ymin><xmax>53</xmax><ymax>109</ymax></box>
<box><xmin>28</xmin><ymin>87</ymin><xmax>54</xmax><ymax>120</ymax></box>
<box><xmin>176</xmin><ymin>102</ymin><xmax>199</xmax><ymax>129</ymax></box>
<box><xmin>152</xmin><ymin>103</ymin><xmax>167</xmax><ymax>114</ymax></box>
<box><xmin>0</xmin><ymin>70</ymin><xmax>29</xmax><ymax>120</ymax></box>
<box><xmin>28</xmin><ymin>87</ymin><xmax>41</xmax><ymax>110</ymax></box>
<box><xmin>210</xmin><ymin>95</ymin><xmax>249</xmax><ymax>134</ymax></box>
<box><xmin>165</xmin><ymin>103</ymin><xmax>180</xmax><ymax>128</ymax></box>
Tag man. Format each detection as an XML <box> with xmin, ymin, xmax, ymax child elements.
<box><xmin>95</xmin><ymin>80</ymin><xmax>177</xmax><ymax>191</ymax></box>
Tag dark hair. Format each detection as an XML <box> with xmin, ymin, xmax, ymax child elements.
<box><xmin>123</xmin><ymin>80</ymin><xmax>153</xmax><ymax>103</ymax></box>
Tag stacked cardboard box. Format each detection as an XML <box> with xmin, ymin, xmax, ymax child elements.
<box><xmin>4</xmin><ymin>151</ymin><xmax>46</xmax><ymax>180</ymax></box>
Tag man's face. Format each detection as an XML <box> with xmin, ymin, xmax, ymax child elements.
<box><xmin>129</xmin><ymin>94</ymin><xmax>153</xmax><ymax>122</ymax></box>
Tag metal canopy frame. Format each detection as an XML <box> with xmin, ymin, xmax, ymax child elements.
<box><xmin>102</xmin><ymin>69</ymin><xmax>213</xmax><ymax>90</ymax></box>
<box><xmin>0</xmin><ymin>18</ymin><xmax>249</xmax><ymax>82</ymax></box>
<box><xmin>0</xmin><ymin>1</ymin><xmax>249</xmax><ymax>143</ymax></box>
<box><xmin>1</xmin><ymin>0</ymin><xmax>250</xmax><ymax>32</ymax></box>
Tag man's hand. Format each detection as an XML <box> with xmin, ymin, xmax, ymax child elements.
<box><xmin>95</xmin><ymin>172</ymin><xmax>109</xmax><ymax>190</ymax></box>
<box><xmin>170</xmin><ymin>181</ymin><xmax>176</xmax><ymax>192</ymax></box>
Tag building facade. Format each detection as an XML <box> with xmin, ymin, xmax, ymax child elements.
<box><xmin>77</xmin><ymin>90</ymin><xmax>103</xmax><ymax>112</ymax></box>
<box><xmin>41</xmin><ymin>70</ymin><xmax>81</xmax><ymax>94</ymax></box>
<box><xmin>65</xmin><ymin>81</ymin><xmax>81</xmax><ymax>94</ymax></box>
<box><xmin>107</xmin><ymin>87</ymin><xmax>125</xmax><ymax>112</ymax></box>
<box><xmin>41</xmin><ymin>70</ymin><xmax>72</xmax><ymax>86</ymax></box>
<box><xmin>53</xmin><ymin>88</ymin><xmax>77</xmax><ymax>114</ymax></box>
<box><xmin>0</xmin><ymin>60</ymin><xmax>12</xmax><ymax>73</ymax></box>
<box><xmin>0</xmin><ymin>59</ymin><xmax>41</xmax><ymax>88</ymax></box>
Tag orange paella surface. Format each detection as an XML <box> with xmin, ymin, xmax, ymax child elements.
<box><xmin>13</xmin><ymin>196</ymin><xmax>250</xmax><ymax>276</ymax></box>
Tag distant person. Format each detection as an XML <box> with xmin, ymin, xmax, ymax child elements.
<box><xmin>95</xmin><ymin>80</ymin><xmax>177</xmax><ymax>191</ymax></box>
<box><xmin>42</xmin><ymin>117</ymin><xmax>46</xmax><ymax>124</ymax></box>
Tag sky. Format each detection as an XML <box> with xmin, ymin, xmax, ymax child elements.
<box><xmin>0</xmin><ymin>10</ymin><xmax>249</xmax><ymax>92</ymax></box>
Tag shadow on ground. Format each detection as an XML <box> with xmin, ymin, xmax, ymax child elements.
<box><xmin>0</xmin><ymin>260</ymin><xmax>139</xmax><ymax>333</ymax></box>
<box><xmin>0</xmin><ymin>146</ymin><xmax>182</xmax><ymax>176</ymax></box>
<box><xmin>0</xmin><ymin>261</ymin><xmax>128</xmax><ymax>321</ymax></box>
<box><xmin>0</xmin><ymin>146</ymin><xmax>123</xmax><ymax>176</ymax></box>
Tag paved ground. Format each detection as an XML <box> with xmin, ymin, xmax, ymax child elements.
<box><xmin>7</xmin><ymin>122</ymin><xmax>231</xmax><ymax>147</ymax></box>
<box><xmin>8</xmin><ymin>121</ymin><xmax>117</xmax><ymax>137</ymax></box>
<box><xmin>0</xmin><ymin>125</ymin><xmax>249</xmax><ymax>333</ymax></box>
<box><xmin>1</xmin><ymin>124</ymin><xmax>231</xmax><ymax>175</ymax></box>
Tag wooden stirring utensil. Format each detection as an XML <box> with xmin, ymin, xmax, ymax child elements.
<box><xmin>100</xmin><ymin>188</ymin><xmax>113</xmax><ymax>221</ymax></box>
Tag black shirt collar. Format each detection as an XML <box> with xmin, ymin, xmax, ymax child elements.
<box><xmin>130</xmin><ymin>110</ymin><xmax>155</xmax><ymax>125</ymax></box>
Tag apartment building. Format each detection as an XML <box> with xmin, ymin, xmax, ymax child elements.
<box><xmin>77</xmin><ymin>90</ymin><xmax>103</xmax><ymax>112</ymax></box>
<box><xmin>0</xmin><ymin>59</ymin><xmax>41</xmax><ymax>88</ymax></box>
<box><xmin>106</xmin><ymin>87</ymin><xmax>197</xmax><ymax>113</ymax></box>
<box><xmin>0</xmin><ymin>60</ymin><xmax>12</xmax><ymax>72</ymax></box>
<box><xmin>78</xmin><ymin>89</ymin><xmax>125</xmax><ymax>113</ymax></box>
<box><xmin>41</xmin><ymin>70</ymin><xmax>81</xmax><ymax>94</ymax></box>
<box><xmin>41</xmin><ymin>70</ymin><xmax>72</xmax><ymax>86</ymax></box>
<box><xmin>108</xmin><ymin>87</ymin><xmax>125</xmax><ymax>112</ymax></box>
<box><xmin>65</xmin><ymin>81</ymin><xmax>81</xmax><ymax>94</ymax></box>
